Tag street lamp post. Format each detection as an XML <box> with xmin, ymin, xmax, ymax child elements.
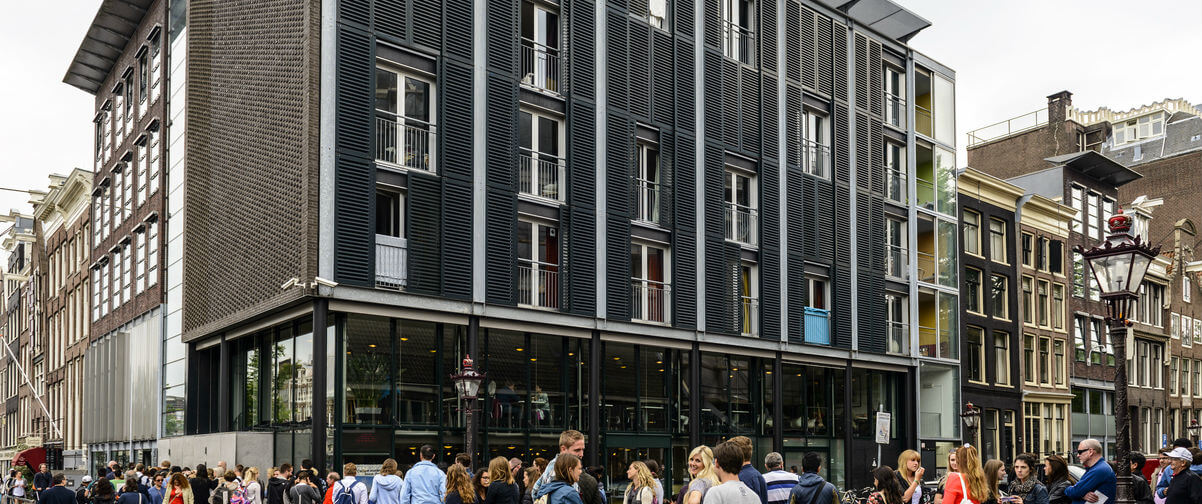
<box><xmin>960</xmin><ymin>402</ymin><xmax>981</xmax><ymax>445</ymax></box>
<box><xmin>1076</xmin><ymin>208</ymin><xmax>1160</xmax><ymax>504</ymax></box>
<box><xmin>451</xmin><ymin>354</ymin><xmax>485</xmax><ymax>471</ymax></box>
<box><xmin>1188</xmin><ymin>419</ymin><xmax>1201</xmax><ymax>444</ymax></box>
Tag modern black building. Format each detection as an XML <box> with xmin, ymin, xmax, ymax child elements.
<box><xmin>67</xmin><ymin>0</ymin><xmax>961</xmax><ymax>493</ymax></box>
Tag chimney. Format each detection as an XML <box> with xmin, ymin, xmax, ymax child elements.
<box><xmin>1047</xmin><ymin>90</ymin><xmax>1073</xmax><ymax>124</ymax></box>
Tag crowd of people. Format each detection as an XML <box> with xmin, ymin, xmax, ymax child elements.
<box><xmin>14</xmin><ymin>432</ymin><xmax>1202</xmax><ymax>504</ymax></box>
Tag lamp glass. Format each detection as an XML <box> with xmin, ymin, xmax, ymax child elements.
<box><xmin>963</xmin><ymin>412</ymin><xmax>979</xmax><ymax>429</ymax></box>
<box><xmin>1088</xmin><ymin>252</ymin><xmax>1133</xmax><ymax>296</ymax></box>
<box><xmin>462</xmin><ymin>376</ymin><xmax>482</xmax><ymax>398</ymax></box>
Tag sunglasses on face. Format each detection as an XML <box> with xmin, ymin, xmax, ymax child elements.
<box><xmin>1076</xmin><ymin>449</ymin><xmax>1091</xmax><ymax>455</ymax></box>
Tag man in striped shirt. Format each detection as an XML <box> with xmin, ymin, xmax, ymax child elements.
<box><xmin>763</xmin><ymin>452</ymin><xmax>799</xmax><ymax>504</ymax></box>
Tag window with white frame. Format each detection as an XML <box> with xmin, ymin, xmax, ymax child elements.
<box><xmin>92</xmin><ymin>192</ymin><xmax>103</xmax><ymax>246</ymax></box>
<box><xmin>122</xmin><ymin>241</ymin><xmax>132</xmax><ymax>303</ymax></box>
<box><xmin>146</xmin><ymin>219</ymin><xmax>159</xmax><ymax>287</ymax></box>
<box><xmin>631</xmin><ymin>241</ymin><xmax>670</xmax><ymax>323</ymax></box>
<box><xmin>1186</xmin><ymin>275</ymin><xmax>1193</xmax><ymax>303</ymax></box>
<box><xmin>520</xmin><ymin>0</ymin><xmax>561</xmax><ymax>93</ymax></box>
<box><xmin>149</xmin><ymin>29</ymin><xmax>162</xmax><ymax>104</ymax></box>
<box><xmin>634</xmin><ymin>141</ymin><xmax>660</xmax><ymax>224</ymax></box>
<box><xmin>739</xmin><ymin>261</ymin><xmax>758</xmax><ymax>335</ymax></box>
<box><xmin>1037</xmin><ymin>279</ymin><xmax>1049</xmax><ymax>327</ymax></box>
<box><xmin>967</xmin><ymin>326</ymin><xmax>985</xmax><ymax>383</ymax></box>
<box><xmin>721</xmin><ymin>0</ymin><xmax>755</xmax><ymax>65</ymax></box>
<box><xmin>724</xmin><ymin>167</ymin><xmax>758</xmax><ymax>245</ymax></box>
<box><xmin>1023</xmin><ymin>334</ymin><xmax>1036</xmax><ymax>384</ymax></box>
<box><xmin>800</xmin><ymin>111</ymin><xmax>829</xmax><ymax>177</ymax></box>
<box><xmin>994</xmin><ymin>331</ymin><xmax>1010</xmax><ymax>386</ymax></box>
<box><xmin>123</xmin><ymin>72</ymin><xmax>133</xmax><ymax>131</ymax></box>
<box><xmin>121</xmin><ymin>162</ymin><xmax>132</xmax><ymax>220</ymax></box>
<box><xmin>1186</xmin><ymin>317</ymin><xmax>1195</xmax><ymax>349</ymax></box>
<box><xmin>373</xmin><ymin>186</ymin><xmax>407</xmax><ymax>291</ymax></box>
<box><xmin>1073</xmin><ymin>315</ymin><xmax>1088</xmax><ymax>361</ymax></box>
<box><xmin>1022</xmin><ymin>276</ymin><xmax>1034</xmax><ymax>325</ymax></box>
<box><xmin>91</xmin><ymin>268</ymin><xmax>100</xmax><ymax>321</ymax></box>
<box><xmin>1172</xmin><ymin>357</ymin><xmax>1180</xmax><ymax>396</ymax></box>
<box><xmin>138</xmin><ymin>49</ymin><xmax>148</xmax><ymax>113</ymax></box>
<box><xmin>519</xmin><ymin>109</ymin><xmax>564</xmax><ymax>201</ymax></box>
<box><xmin>989</xmin><ymin>218</ymin><xmax>1006</xmax><ymax>263</ymax></box>
<box><xmin>147</xmin><ymin>125</ymin><xmax>160</xmax><ymax>197</ymax></box>
<box><xmin>517</xmin><ymin>219</ymin><xmax>560</xmax><ymax>309</ymax></box>
<box><xmin>963</xmin><ymin>210</ymin><xmax>980</xmax><ymax>256</ymax></box>
<box><xmin>1173</xmin><ymin>312</ymin><xmax>1181</xmax><ymax>339</ymax></box>
<box><xmin>1052</xmin><ymin>283</ymin><xmax>1065</xmax><ymax>330</ymax></box>
<box><xmin>375</xmin><ymin>64</ymin><xmax>436</xmax><ymax>172</ymax></box>
<box><xmin>991</xmin><ymin>274</ymin><xmax>1008</xmax><ymax>320</ymax></box>
<box><xmin>1136</xmin><ymin>282</ymin><xmax>1164</xmax><ymax>326</ymax></box>
<box><xmin>134</xmin><ymin>231</ymin><xmax>145</xmax><ymax>294</ymax></box>
<box><xmin>114</xmin><ymin>86</ymin><xmax>125</xmax><ymax>146</ymax></box>
<box><xmin>965</xmin><ymin>268</ymin><xmax>982</xmax><ymax>314</ymax></box>
<box><xmin>135</xmin><ymin>135</ymin><xmax>148</xmax><ymax>207</ymax></box>
<box><xmin>107</xmin><ymin>254</ymin><xmax>118</xmax><ymax>312</ymax></box>
<box><xmin>1053</xmin><ymin>340</ymin><xmax>1066</xmax><ymax>386</ymax></box>
<box><xmin>113</xmin><ymin>168</ymin><xmax>125</xmax><ymax>226</ymax></box>
<box><xmin>1039</xmin><ymin>336</ymin><xmax>1050</xmax><ymax>385</ymax></box>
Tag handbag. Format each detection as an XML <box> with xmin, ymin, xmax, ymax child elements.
<box><xmin>958</xmin><ymin>474</ymin><xmax>972</xmax><ymax>504</ymax></box>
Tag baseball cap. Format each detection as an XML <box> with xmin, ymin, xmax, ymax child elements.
<box><xmin>1167</xmin><ymin>447</ymin><xmax>1193</xmax><ymax>461</ymax></box>
<box><xmin>82</xmin><ymin>476</ymin><xmax>93</xmax><ymax>483</ymax></box>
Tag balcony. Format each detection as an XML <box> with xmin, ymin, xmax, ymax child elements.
<box><xmin>519</xmin><ymin>151</ymin><xmax>564</xmax><ymax>201</ymax></box>
<box><xmin>519</xmin><ymin>261</ymin><xmax>560</xmax><ymax>309</ymax></box>
<box><xmin>887</xmin><ymin>321</ymin><xmax>909</xmax><ymax>355</ymax></box>
<box><xmin>802</xmin><ymin>139</ymin><xmax>830</xmax><ymax>178</ymax></box>
<box><xmin>633</xmin><ymin>179</ymin><xmax>661</xmax><ymax>224</ymax></box>
<box><xmin>885</xmin><ymin>164</ymin><xmax>906</xmax><ymax>204</ymax></box>
<box><xmin>803</xmin><ymin>307</ymin><xmax>830</xmax><ymax>345</ymax></box>
<box><xmin>722</xmin><ymin>20</ymin><xmax>755</xmax><ymax>66</ymax></box>
<box><xmin>740</xmin><ymin>296</ymin><xmax>759</xmax><ymax>335</ymax></box>
<box><xmin>520</xmin><ymin>38</ymin><xmax>561</xmax><ymax>94</ymax></box>
<box><xmin>375</xmin><ymin>234</ymin><xmax>408</xmax><ymax>289</ymax></box>
<box><xmin>376</xmin><ymin>112</ymin><xmax>437</xmax><ymax>173</ymax></box>
<box><xmin>632</xmin><ymin>280</ymin><xmax>670</xmax><ymax>323</ymax></box>
<box><xmin>915</xmin><ymin>105</ymin><xmax>932</xmax><ymax>137</ymax></box>
<box><xmin>725</xmin><ymin>204</ymin><xmax>758</xmax><ymax>246</ymax></box>
<box><xmin>916</xmin><ymin>175</ymin><xmax>935</xmax><ymax>211</ymax></box>
<box><xmin>886</xmin><ymin>245</ymin><xmax>908</xmax><ymax>280</ymax></box>
<box><xmin>885</xmin><ymin>94</ymin><xmax>906</xmax><ymax>129</ymax></box>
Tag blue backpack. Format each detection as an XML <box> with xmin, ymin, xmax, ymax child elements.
<box><xmin>333</xmin><ymin>482</ymin><xmax>361</xmax><ymax>504</ymax></box>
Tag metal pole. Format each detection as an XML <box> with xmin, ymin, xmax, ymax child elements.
<box><xmin>465</xmin><ymin>400</ymin><xmax>475</xmax><ymax>471</ymax></box>
<box><xmin>1</xmin><ymin>338</ymin><xmax>62</xmax><ymax>439</ymax></box>
<box><xmin>1110</xmin><ymin>311</ymin><xmax>1133</xmax><ymax>504</ymax></box>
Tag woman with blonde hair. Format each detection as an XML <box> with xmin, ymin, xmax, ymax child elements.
<box><xmin>935</xmin><ymin>451</ymin><xmax>960</xmax><ymax>504</ymax></box>
<box><xmin>676</xmin><ymin>446</ymin><xmax>719</xmax><ymax>504</ymax></box>
<box><xmin>895</xmin><ymin>450</ymin><xmax>926</xmax><ymax>504</ymax></box>
<box><xmin>370</xmin><ymin>459</ymin><xmax>404</xmax><ymax>504</ymax></box>
<box><xmin>243</xmin><ymin>468</ymin><xmax>262</xmax><ymax>504</ymax></box>
<box><xmin>942</xmin><ymin>445</ymin><xmax>989</xmax><ymax>504</ymax></box>
<box><xmin>446</xmin><ymin>465</ymin><xmax>476</xmax><ymax>504</ymax></box>
<box><xmin>982</xmin><ymin>460</ymin><xmax>1007</xmax><ymax>504</ymax></box>
<box><xmin>484</xmin><ymin>457</ymin><xmax>520</xmax><ymax>504</ymax></box>
<box><xmin>623</xmin><ymin>462</ymin><xmax>656</xmax><ymax>504</ymax></box>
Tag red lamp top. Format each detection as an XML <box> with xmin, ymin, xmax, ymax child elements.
<box><xmin>1108</xmin><ymin>207</ymin><xmax>1131</xmax><ymax>233</ymax></box>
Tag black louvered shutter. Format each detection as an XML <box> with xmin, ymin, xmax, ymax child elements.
<box><xmin>608</xmin><ymin>117</ymin><xmax>633</xmax><ymax>320</ymax></box>
<box><xmin>376</xmin><ymin>0</ymin><xmax>404</xmax><ymax>39</ymax></box>
<box><xmin>445</xmin><ymin>0</ymin><xmax>473</xmax><ymax>59</ymax></box>
<box><xmin>659</xmin><ymin>133</ymin><xmax>675</xmax><ymax>229</ymax></box>
<box><xmin>485</xmin><ymin>72</ymin><xmax>517</xmax><ymax>304</ymax></box>
<box><xmin>339</xmin><ymin>0</ymin><xmax>370</xmax><ymax>26</ymax></box>
<box><xmin>568</xmin><ymin>0</ymin><xmax>595</xmax><ymax>98</ymax></box>
<box><xmin>334</xmin><ymin>27</ymin><xmax>374</xmax><ymax>287</ymax></box>
<box><xmin>786</xmin><ymin>85</ymin><xmax>800</xmax><ymax>167</ymax></box>
<box><xmin>869</xmin><ymin>40</ymin><xmax>883</xmax><ymax>116</ymax></box>
<box><xmin>676</xmin><ymin>39</ymin><xmax>695</xmax><ymax>131</ymax></box>
<box><xmin>856</xmin><ymin>112</ymin><xmax>869</xmax><ymax>190</ymax></box>
<box><xmin>413</xmin><ymin>0</ymin><xmax>441</xmax><ymax>48</ymax></box>
<box><xmin>652</xmin><ymin>31</ymin><xmax>674</xmax><ymax>126</ymax></box>
<box><xmin>858</xmin><ymin>270</ymin><xmax>884</xmax><ymax>353</ymax></box>
<box><xmin>741</xmin><ymin>70</ymin><xmax>759</xmax><ymax>152</ymax></box>
<box><xmin>800</xmin><ymin>7</ymin><xmax>816</xmax><ymax>90</ymax></box>
<box><xmin>870</xmin><ymin>119</ymin><xmax>884</xmax><ymax>194</ymax></box>
<box><xmin>677</xmin><ymin>0</ymin><xmax>694</xmax><ymax>37</ymax></box>
<box><xmin>608</xmin><ymin>12</ymin><xmax>630</xmax><ymax>109</ymax></box>
<box><xmin>786</xmin><ymin>1</ymin><xmax>800</xmax><ymax>83</ymax></box>
<box><xmin>703</xmin><ymin>144</ymin><xmax>726</xmax><ymax>331</ymax></box>
<box><xmin>834</xmin><ymin>104</ymin><xmax>850</xmax><ymax>184</ymax></box>
<box><xmin>761</xmin><ymin>158</ymin><xmax>781</xmax><ymax>341</ymax></box>
<box><xmin>673</xmin><ymin>133</ymin><xmax>697</xmax><ymax>329</ymax></box>
<box><xmin>762</xmin><ymin>75</ymin><xmax>777</xmax><ymax>154</ymax></box>
<box><xmin>817</xmin><ymin>17</ymin><xmax>833</xmax><ymax>96</ymax></box>
<box><xmin>854</xmin><ymin>33</ymin><xmax>868</xmax><ymax>110</ymax></box>
<box><xmin>760</xmin><ymin>0</ymin><xmax>776</xmax><ymax>73</ymax></box>
<box><xmin>723</xmin><ymin>60</ymin><xmax>740</xmax><ymax>147</ymax></box>
<box><xmin>629</xmin><ymin>22</ymin><xmax>651</xmax><ymax>120</ymax></box>
<box><xmin>489</xmin><ymin>0</ymin><xmax>518</xmax><ymax>74</ymax></box>
<box><xmin>833</xmin><ymin>265</ymin><xmax>852</xmax><ymax>349</ymax></box>
<box><xmin>726</xmin><ymin>242</ymin><xmax>742</xmax><ymax>334</ymax></box>
<box><xmin>704</xmin><ymin>0</ymin><xmax>719</xmax><ymax>48</ymax></box>
<box><xmin>408</xmin><ymin>174</ymin><xmax>443</xmax><ymax>294</ymax></box>
<box><xmin>832</xmin><ymin>22</ymin><xmax>846</xmax><ymax>101</ymax></box>
<box><xmin>442</xmin><ymin>180</ymin><xmax>473</xmax><ymax>299</ymax></box>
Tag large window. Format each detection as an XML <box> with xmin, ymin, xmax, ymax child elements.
<box><xmin>963</xmin><ymin>210</ymin><xmax>980</xmax><ymax>256</ymax></box>
<box><xmin>632</xmin><ymin>242</ymin><xmax>670</xmax><ymax>323</ymax></box>
<box><xmin>634</xmin><ymin>142</ymin><xmax>660</xmax><ymax>224</ymax></box>
<box><xmin>375</xmin><ymin>65</ymin><xmax>436</xmax><ymax>172</ymax></box>
<box><xmin>964</xmin><ymin>268</ymin><xmax>982</xmax><ymax>314</ymax></box>
<box><xmin>721</xmin><ymin>0</ymin><xmax>755</xmax><ymax>65</ymax></box>
<box><xmin>1135</xmin><ymin>282</ymin><xmax>1164</xmax><ymax>327</ymax></box>
<box><xmin>966</xmin><ymin>327</ymin><xmax>984</xmax><ymax>383</ymax></box>
<box><xmin>1052</xmin><ymin>284</ymin><xmax>1065</xmax><ymax>330</ymax></box>
<box><xmin>520</xmin><ymin>0</ymin><xmax>561</xmax><ymax>93</ymax></box>
<box><xmin>884</xmin><ymin>142</ymin><xmax>906</xmax><ymax>203</ymax></box>
<box><xmin>989</xmin><ymin>218</ymin><xmax>1006</xmax><ymax>263</ymax></box>
<box><xmin>374</xmin><ymin>187</ymin><xmax>408</xmax><ymax>290</ymax></box>
<box><xmin>1022</xmin><ymin>276</ymin><xmax>1034</xmax><ymax>325</ymax></box>
<box><xmin>884</xmin><ymin>65</ymin><xmax>905</xmax><ymax>129</ymax></box>
<box><xmin>519</xmin><ymin>110</ymin><xmax>564</xmax><ymax>201</ymax></box>
<box><xmin>990</xmin><ymin>274</ymin><xmax>1008</xmax><ymax>320</ymax></box>
<box><xmin>994</xmin><ymin>332</ymin><xmax>1010</xmax><ymax>386</ymax></box>
<box><xmin>724</xmin><ymin>168</ymin><xmax>758</xmax><ymax>246</ymax></box>
<box><xmin>886</xmin><ymin>217</ymin><xmax>907</xmax><ymax>279</ymax></box>
<box><xmin>739</xmin><ymin>262</ymin><xmax>759</xmax><ymax>335</ymax></box>
<box><xmin>801</xmin><ymin>111</ymin><xmax>829</xmax><ymax>178</ymax></box>
<box><xmin>518</xmin><ymin>219</ymin><xmax>560</xmax><ymax>309</ymax></box>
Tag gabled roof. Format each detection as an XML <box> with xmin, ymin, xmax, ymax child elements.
<box><xmin>813</xmin><ymin>0</ymin><xmax>932</xmax><ymax>42</ymax></box>
<box><xmin>62</xmin><ymin>0</ymin><xmax>154</xmax><ymax>95</ymax></box>
<box><xmin>1044</xmin><ymin>151</ymin><xmax>1142</xmax><ymax>187</ymax></box>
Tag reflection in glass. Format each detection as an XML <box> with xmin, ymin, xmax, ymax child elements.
<box><xmin>485</xmin><ymin>330</ymin><xmax>526</xmax><ymax>430</ymax></box>
<box><xmin>604</xmin><ymin>342</ymin><xmax>637</xmax><ymax>431</ymax></box>
<box><xmin>397</xmin><ymin>321</ymin><xmax>438</xmax><ymax>425</ymax></box>
<box><xmin>274</xmin><ymin>325</ymin><xmax>295</xmax><ymax>423</ymax></box>
<box><xmin>344</xmin><ymin>315</ymin><xmax>391</xmax><ymax>425</ymax></box>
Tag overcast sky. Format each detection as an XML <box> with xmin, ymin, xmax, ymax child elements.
<box><xmin>2</xmin><ymin>0</ymin><xmax>1201</xmax><ymax>218</ymax></box>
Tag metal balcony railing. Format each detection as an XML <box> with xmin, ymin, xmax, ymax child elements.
<box><xmin>886</xmin><ymin>245</ymin><xmax>908</xmax><ymax>280</ymax></box>
<box><xmin>885</xmin><ymin>93</ymin><xmax>906</xmax><ymax>129</ymax></box>
<box><xmin>804</xmin><ymin>307</ymin><xmax>830</xmax><ymax>345</ymax></box>
<box><xmin>633</xmin><ymin>179</ymin><xmax>660</xmax><ymax>224</ymax></box>
<box><xmin>519</xmin><ymin>262</ymin><xmax>560</xmax><ymax>309</ymax></box>
<box><xmin>802</xmin><ymin>139</ymin><xmax>830</xmax><ymax>178</ymax></box>
<box><xmin>885</xmin><ymin>164</ymin><xmax>906</xmax><ymax>204</ymax></box>
<box><xmin>740</xmin><ymin>297</ymin><xmax>760</xmax><ymax>335</ymax></box>
<box><xmin>722</xmin><ymin>20</ymin><xmax>755</xmax><ymax>65</ymax></box>
<box><xmin>725</xmin><ymin>204</ymin><xmax>758</xmax><ymax>246</ymax></box>
<box><xmin>519</xmin><ymin>151</ymin><xmax>565</xmax><ymax>201</ymax></box>
<box><xmin>521</xmin><ymin>38</ymin><xmax>561</xmax><ymax>94</ymax></box>
<box><xmin>375</xmin><ymin>234</ymin><xmax>408</xmax><ymax>290</ymax></box>
<box><xmin>915</xmin><ymin>104</ymin><xmax>933</xmax><ymax>137</ymax></box>
<box><xmin>376</xmin><ymin>112</ymin><xmax>437</xmax><ymax>173</ymax></box>
<box><xmin>887</xmin><ymin>321</ymin><xmax>909</xmax><ymax>355</ymax></box>
<box><xmin>632</xmin><ymin>280</ymin><xmax>671</xmax><ymax>323</ymax></box>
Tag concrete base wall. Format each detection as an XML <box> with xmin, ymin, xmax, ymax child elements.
<box><xmin>158</xmin><ymin>432</ymin><xmax>274</xmax><ymax>471</ymax></box>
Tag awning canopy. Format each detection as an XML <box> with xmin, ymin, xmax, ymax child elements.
<box><xmin>12</xmin><ymin>447</ymin><xmax>45</xmax><ymax>469</ymax></box>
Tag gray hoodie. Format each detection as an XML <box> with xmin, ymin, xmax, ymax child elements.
<box><xmin>369</xmin><ymin>475</ymin><xmax>404</xmax><ymax>504</ymax></box>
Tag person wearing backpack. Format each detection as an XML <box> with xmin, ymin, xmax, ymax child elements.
<box><xmin>531</xmin><ymin>454</ymin><xmax>583</xmax><ymax>504</ymax></box>
<box><xmin>332</xmin><ymin>464</ymin><xmax>367</xmax><ymax>504</ymax></box>
<box><xmin>242</xmin><ymin>469</ymin><xmax>262</xmax><ymax>504</ymax></box>
<box><xmin>787</xmin><ymin>452</ymin><xmax>836</xmax><ymax>504</ymax></box>
<box><xmin>368</xmin><ymin>460</ymin><xmax>403</xmax><ymax>504</ymax></box>
<box><xmin>213</xmin><ymin>471</ymin><xmax>245</xmax><ymax>504</ymax></box>
<box><xmin>268</xmin><ymin>466</ymin><xmax>294</xmax><ymax>504</ymax></box>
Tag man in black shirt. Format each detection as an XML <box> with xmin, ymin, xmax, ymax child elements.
<box><xmin>1129</xmin><ymin>453</ymin><xmax>1154</xmax><ymax>504</ymax></box>
<box><xmin>33</xmin><ymin>464</ymin><xmax>53</xmax><ymax>501</ymax></box>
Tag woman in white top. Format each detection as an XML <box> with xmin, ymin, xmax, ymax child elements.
<box><xmin>623</xmin><ymin>462</ymin><xmax>656</xmax><ymax>504</ymax></box>
<box><xmin>242</xmin><ymin>468</ymin><xmax>262</xmax><ymax>504</ymax></box>
<box><xmin>11</xmin><ymin>471</ymin><xmax>27</xmax><ymax>498</ymax></box>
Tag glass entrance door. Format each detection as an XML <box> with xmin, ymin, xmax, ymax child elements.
<box><xmin>603</xmin><ymin>434</ymin><xmax>672</xmax><ymax>504</ymax></box>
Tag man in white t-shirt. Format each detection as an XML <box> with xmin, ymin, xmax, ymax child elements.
<box><xmin>704</xmin><ymin>441</ymin><xmax>760</xmax><ymax>504</ymax></box>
